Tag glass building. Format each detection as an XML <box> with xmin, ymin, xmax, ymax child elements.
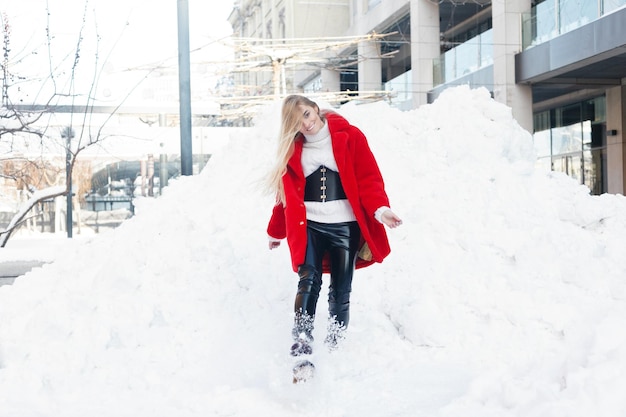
<box><xmin>229</xmin><ymin>0</ymin><xmax>626</xmax><ymax>195</ymax></box>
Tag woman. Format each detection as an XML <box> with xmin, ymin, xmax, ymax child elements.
<box><xmin>267</xmin><ymin>95</ymin><xmax>402</xmax><ymax>354</ymax></box>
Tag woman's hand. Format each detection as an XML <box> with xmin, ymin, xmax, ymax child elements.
<box><xmin>269</xmin><ymin>240</ymin><xmax>281</xmax><ymax>250</ymax></box>
<box><xmin>381</xmin><ymin>209</ymin><xmax>403</xmax><ymax>229</ymax></box>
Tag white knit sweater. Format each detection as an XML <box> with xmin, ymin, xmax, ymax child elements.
<box><xmin>302</xmin><ymin>122</ymin><xmax>357</xmax><ymax>224</ymax></box>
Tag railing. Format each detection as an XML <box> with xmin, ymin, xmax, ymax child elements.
<box><xmin>84</xmin><ymin>195</ymin><xmax>134</xmax><ymax>213</ymax></box>
<box><xmin>433</xmin><ymin>29</ymin><xmax>493</xmax><ymax>87</ymax></box>
<box><xmin>521</xmin><ymin>0</ymin><xmax>626</xmax><ymax>49</ymax></box>
<box><xmin>384</xmin><ymin>70</ymin><xmax>413</xmax><ymax>110</ymax></box>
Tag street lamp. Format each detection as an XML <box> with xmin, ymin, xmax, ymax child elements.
<box><xmin>177</xmin><ymin>0</ymin><xmax>193</xmax><ymax>176</ymax></box>
<box><xmin>61</xmin><ymin>126</ymin><xmax>75</xmax><ymax>238</ymax></box>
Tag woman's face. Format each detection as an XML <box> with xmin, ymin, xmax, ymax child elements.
<box><xmin>296</xmin><ymin>104</ymin><xmax>323</xmax><ymax>136</ymax></box>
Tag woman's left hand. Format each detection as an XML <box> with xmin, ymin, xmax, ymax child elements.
<box><xmin>381</xmin><ymin>209</ymin><xmax>403</xmax><ymax>228</ymax></box>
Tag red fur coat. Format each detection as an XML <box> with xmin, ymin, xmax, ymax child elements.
<box><xmin>267</xmin><ymin>111</ymin><xmax>392</xmax><ymax>273</ymax></box>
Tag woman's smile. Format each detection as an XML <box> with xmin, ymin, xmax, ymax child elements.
<box><xmin>298</xmin><ymin>104</ymin><xmax>323</xmax><ymax>136</ymax></box>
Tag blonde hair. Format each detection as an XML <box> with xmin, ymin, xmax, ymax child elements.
<box><xmin>267</xmin><ymin>95</ymin><xmax>325</xmax><ymax>204</ymax></box>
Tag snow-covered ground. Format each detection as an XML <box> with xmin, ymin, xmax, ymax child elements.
<box><xmin>2</xmin><ymin>86</ymin><xmax>626</xmax><ymax>416</ymax></box>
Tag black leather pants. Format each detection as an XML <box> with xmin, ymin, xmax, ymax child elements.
<box><xmin>293</xmin><ymin>220</ymin><xmax>361</xmax><ymax>341</ymax></box>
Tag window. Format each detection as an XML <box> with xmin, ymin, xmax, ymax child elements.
<box><xmin>533</xmin><ymin>97</ymin><xmax>607</xmax><ymax>194</ymax></box>
<box><xmin>368</xmin><ymin>0</ymin><xmax>382</xmax><ymax>10</ymax></box>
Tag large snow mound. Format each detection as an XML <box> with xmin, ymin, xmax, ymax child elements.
<box><xmin>2</xmin><ymin>86</ymin><xmax>626</xmax><ymax>416</ymax></box>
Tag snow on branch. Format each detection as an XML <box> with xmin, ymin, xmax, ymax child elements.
<box><xmin>0</xmin><ymin>185</ymin><xmax>66</xmax><ymax>247</ymax></box>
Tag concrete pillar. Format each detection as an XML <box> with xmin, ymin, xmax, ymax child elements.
<box><xmin>358</xmin><ymin>39</ymin><xmax>382</xmax><ymax>94</ymax></box>
<box><xmin>410</xmin><ymin>0</ymin><xmax>440</xmax><ymax>108</ymax></box>
<box><xmin>491</xmin><ymin>0</ymin><xmax>533</xmax><ymax>133</ymax></box>
<box><xmin>606</xmin><ymin>85</ymin><xmax>626</xmax><ymax>195</ymax></box>
<box><xmin>54</xmin><ymin>195</ymin><xmax>63</xmax><ymax>233</ymax></box>
<box><xmin>321</xmin><ymin>68</ymin><xmax>341</xmax><ymax>92</ymax></box>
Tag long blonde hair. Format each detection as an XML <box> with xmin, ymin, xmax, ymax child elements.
<box><xmin>267</xmin><ymin>95</ymin><xmax>325</xmax><ymax>204</ymax></box>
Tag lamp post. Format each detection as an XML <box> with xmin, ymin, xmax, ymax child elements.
<box><xmin>61</xmin><ymin>126</ymin><xmax>75</xmax><ymax>238</ymax></box>
<box><xmin>177</xmin><ymin>0</ymin><xmax>193</xmax><ymax>176</ymax></box>
<box><xmin>159</xmin><ymin>142</ymin><xmax>169</xmax><ymax>194</ymax></box>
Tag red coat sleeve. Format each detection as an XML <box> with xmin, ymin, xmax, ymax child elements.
<box><xmin>267</xmin><ymin>202</ymin><xmax>287</xmax><ymax>240</ymax></box>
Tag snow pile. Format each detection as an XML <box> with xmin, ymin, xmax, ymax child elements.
<box><xmin>2</xmin><ymin>86</ymin><xmax>626</xmax><ymax>416</ymax></box>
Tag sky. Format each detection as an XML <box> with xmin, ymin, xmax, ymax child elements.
<box><xmin>1</xmin><ymin>0</ymin><xmax>235</xmax><ymax>105</ymax></box>
<box><xmin>2</xmin><ymin>85</ymin><xmax>626</xmax><ymax>416</ymax></box>
<box><xmin>0</xmin><ymin>0</ymin><xmax>236</xmax><ymax>167</ymax></box>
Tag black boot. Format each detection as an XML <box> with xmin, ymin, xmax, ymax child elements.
<box><xmin>291</xmin><ymin>313</ymin><xmax>315</xmax><ymax>356</ymax></box>
<box><xmin>291</xmin><ymin>312</ymin><xmax>315</xmax><ymax>343</ymax></box>
<box><xmin>324</xmin><ymin>319</ymin><xmax>346</xmax><ymax>351</ymax></box>
<box><xmin>325</xmin><ymin>291</ymin><xmax>350</xmax><ymax>350</ymax></box>
<box><xmin>290</xmin><ymin>339</ymin><xmax>313</xmax><ymax>356</ymax></box>
<box><xmin>292</xmin><ymin>264</ymin><xmax>321</xmax><ymax>342</ymax></box>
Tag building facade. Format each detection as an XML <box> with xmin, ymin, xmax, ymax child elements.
<box><xmin>228</xmin><ymin>0</ymin><xmax>626</xmax><ymax>195</ymax></box>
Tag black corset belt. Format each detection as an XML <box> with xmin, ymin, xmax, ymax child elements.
<box><xmin>304</xmin><ymin>165</ymin><xmax>347</xmax><ymax>202</ymax></box>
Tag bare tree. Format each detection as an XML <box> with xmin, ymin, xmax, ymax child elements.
<box><xmin>0</xmin><ymin>2</ymin><xmax>152</xmax><ymax>246</ymax></box>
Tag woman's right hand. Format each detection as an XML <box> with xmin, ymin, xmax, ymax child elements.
<box><xmin>269</xmin><ymin>240</ymin><xmax>281</xmax><ymax>250</ymax></box>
